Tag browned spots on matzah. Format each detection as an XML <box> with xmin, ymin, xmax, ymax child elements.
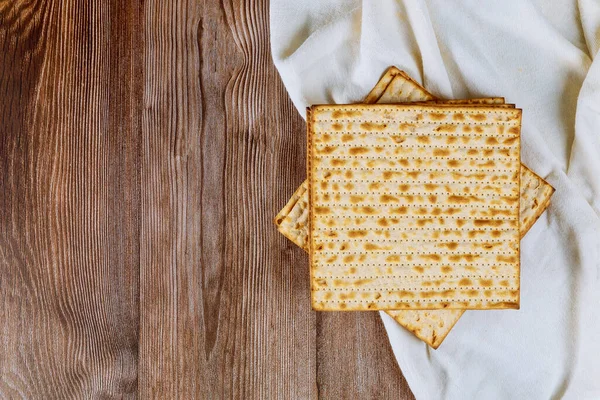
<box><xmin>331</xmin><ymin>109</ymin><xmax>360</xmax><ymax>119</ymax></box>
<box><xmin>360</xmin><ymin>121</ymin><xmax>387</xmax><ymax>131</ymax></box>
<box><xmin>348</xmin><ymin>230</ymin><xmax>367</xmax><ymax>238</ymax></box>
<box><xmin>319</xmin><ymin>146</ymin><xmax>336</xmax><ymax>155</ymax></box>
<box><xmin>436</xmin><ymin>124</ymin><xmax>456</xmax><ymax>133</ymax></box>
<box><xmin>416</xmin><ymin>219</ymin><xmax>434</xmax><ymax>227</ymax></box>
<box><xmin>489</xmin><ymin>209</ymin><xmax>512</xmax><ymax>217</ymax></box>
<box><xmin>349</xmin><ymin>146</ymin><xmax>369</xmax><ymax>155</ymax></box>
<box><xmin>470</xmin><ymin>113</ymin><xmax>487</xmax><ymax>121</ymax></box>
<box><xmin>390</xmin><ymin>206</ymin><xmax>407</xmax><ymax>215</ymax></box>
<box><xmin>497</xmin><ymin>255</ymin><xmax>517</xmax><ymax>263</ymax></box>
<box><xmin>379</xmin><ymin>194</ymin><xmax>397</xmax><ymax>203</ymax></box>
<box><xmin>423</xmin><ymin>254</ymin><xmax>441</xmax><ymax>261</ymax></box>
<box><xmin>399</xmin><ymin>123</ymin><xmax>416</xmax><ymax>130</ymax></box>
<box><xmin>355</xmin><ymin>206</ymin><xmax>376</xmax><ymax>214</ymax></box>
<box><xmin>448</xmin><ymin>195</ymin><xmax>475</xmax><ymax>204</ymax></box>
<box><xmin>341</xmin><ymin>134</ymin><xmax>353</xmax><ymax>142</ymax></box>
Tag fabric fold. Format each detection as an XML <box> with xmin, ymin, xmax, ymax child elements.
<box><xmin>271</xmin><ymin>1</ymin><xmax>600</xmax><ymax>398</ymax></box>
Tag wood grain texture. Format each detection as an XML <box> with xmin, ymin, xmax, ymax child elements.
<box><xmin>139</xmin><ymin>0</ymin><xmax>319</xmax><ymax>398</ymax></box>
<box><xmin>0</xmin><ymin>0</ymin><xmax>140</xmax><ymax>398</ymax></box>
<box><xmin>0</xmin><ymin>0</ymin><xmax>414</xmax><ymax>398</ymax></box>
<box><xmin>317</xmin><ymin>313</ymin><xmax>414</xmax><ymax>399</ymax></box>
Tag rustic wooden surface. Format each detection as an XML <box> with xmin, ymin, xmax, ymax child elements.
<box><xmin>0</xmin><ymin>1</ymin><xmax>414</xmax><ymax>398</ymax></box>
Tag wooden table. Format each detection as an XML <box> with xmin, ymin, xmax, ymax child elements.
<box><xmin>0</xmin><ymin>1</ymin><xmax>414</xmax><ymax>398</ymax></box>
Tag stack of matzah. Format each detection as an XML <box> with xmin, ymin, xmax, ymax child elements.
<box><xmin>275</xmin><ymin>67</ymin><xmax>554</xmax><ymax>348</ymax></box>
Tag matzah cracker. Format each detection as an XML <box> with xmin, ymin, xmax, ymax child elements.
<box><xmin>519</xmin><ymin>167</ymin><xmax>555</xmax><ymax>236</ymax></box>
<box><xmin>308</xmin><ymin>103</ymin><xmax>522</xmax><ymax>311</ymax></box>
<box><xmin>363</xmin><ymin>66</ymin><xmax>404</xmax><ymax>103</ymax></box>
<box><xmin>275</xmin><ymin>70</ymin><xmax>554</xmax><ymax>346</ymax></box>
<box><xmin>275</xmin><ymin>181</ymin><xmax>309</xmax><ymax>248</ymax></box>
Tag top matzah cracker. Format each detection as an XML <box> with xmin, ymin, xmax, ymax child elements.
<box><xmin>308</xmin><ymin>104</ymin><xmax>522</xmax><ymax>311</ymax></box>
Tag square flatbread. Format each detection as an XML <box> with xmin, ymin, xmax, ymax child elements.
<box><xmin>307</xmin><ymin>103</ymin><xmax>522</xmax><ymax>311</ymax></box>
<box><xmin>276</xmin><ymin>68</ymin><xmax>554</xmax><ymax>346</ymax></box>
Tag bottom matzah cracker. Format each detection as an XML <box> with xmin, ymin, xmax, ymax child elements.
<box><xmin>276</xmin><ymin>67</ymin><xmax>554</xmax><ymax>346</ymax></box>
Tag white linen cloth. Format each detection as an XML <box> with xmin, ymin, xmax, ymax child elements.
<box><xmin>270</xmin><ymin>1</ymin><xmax>600</xmax><ymax>398</ymax></box>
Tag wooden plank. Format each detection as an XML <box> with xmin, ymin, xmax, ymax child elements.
<box><xmin>139</xmin><ymin>0</ymin><xmax>316</xmax><ymax>397</ymax></box>
<box><xmin>317</xmin><ymin>313</ymin><xmax>415</xmax><ymax>399</ymax></box>
<box><xmin>0</xmin><ymin>1</ymin><xmax>140</xmax><ymax>398</ymax></box>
